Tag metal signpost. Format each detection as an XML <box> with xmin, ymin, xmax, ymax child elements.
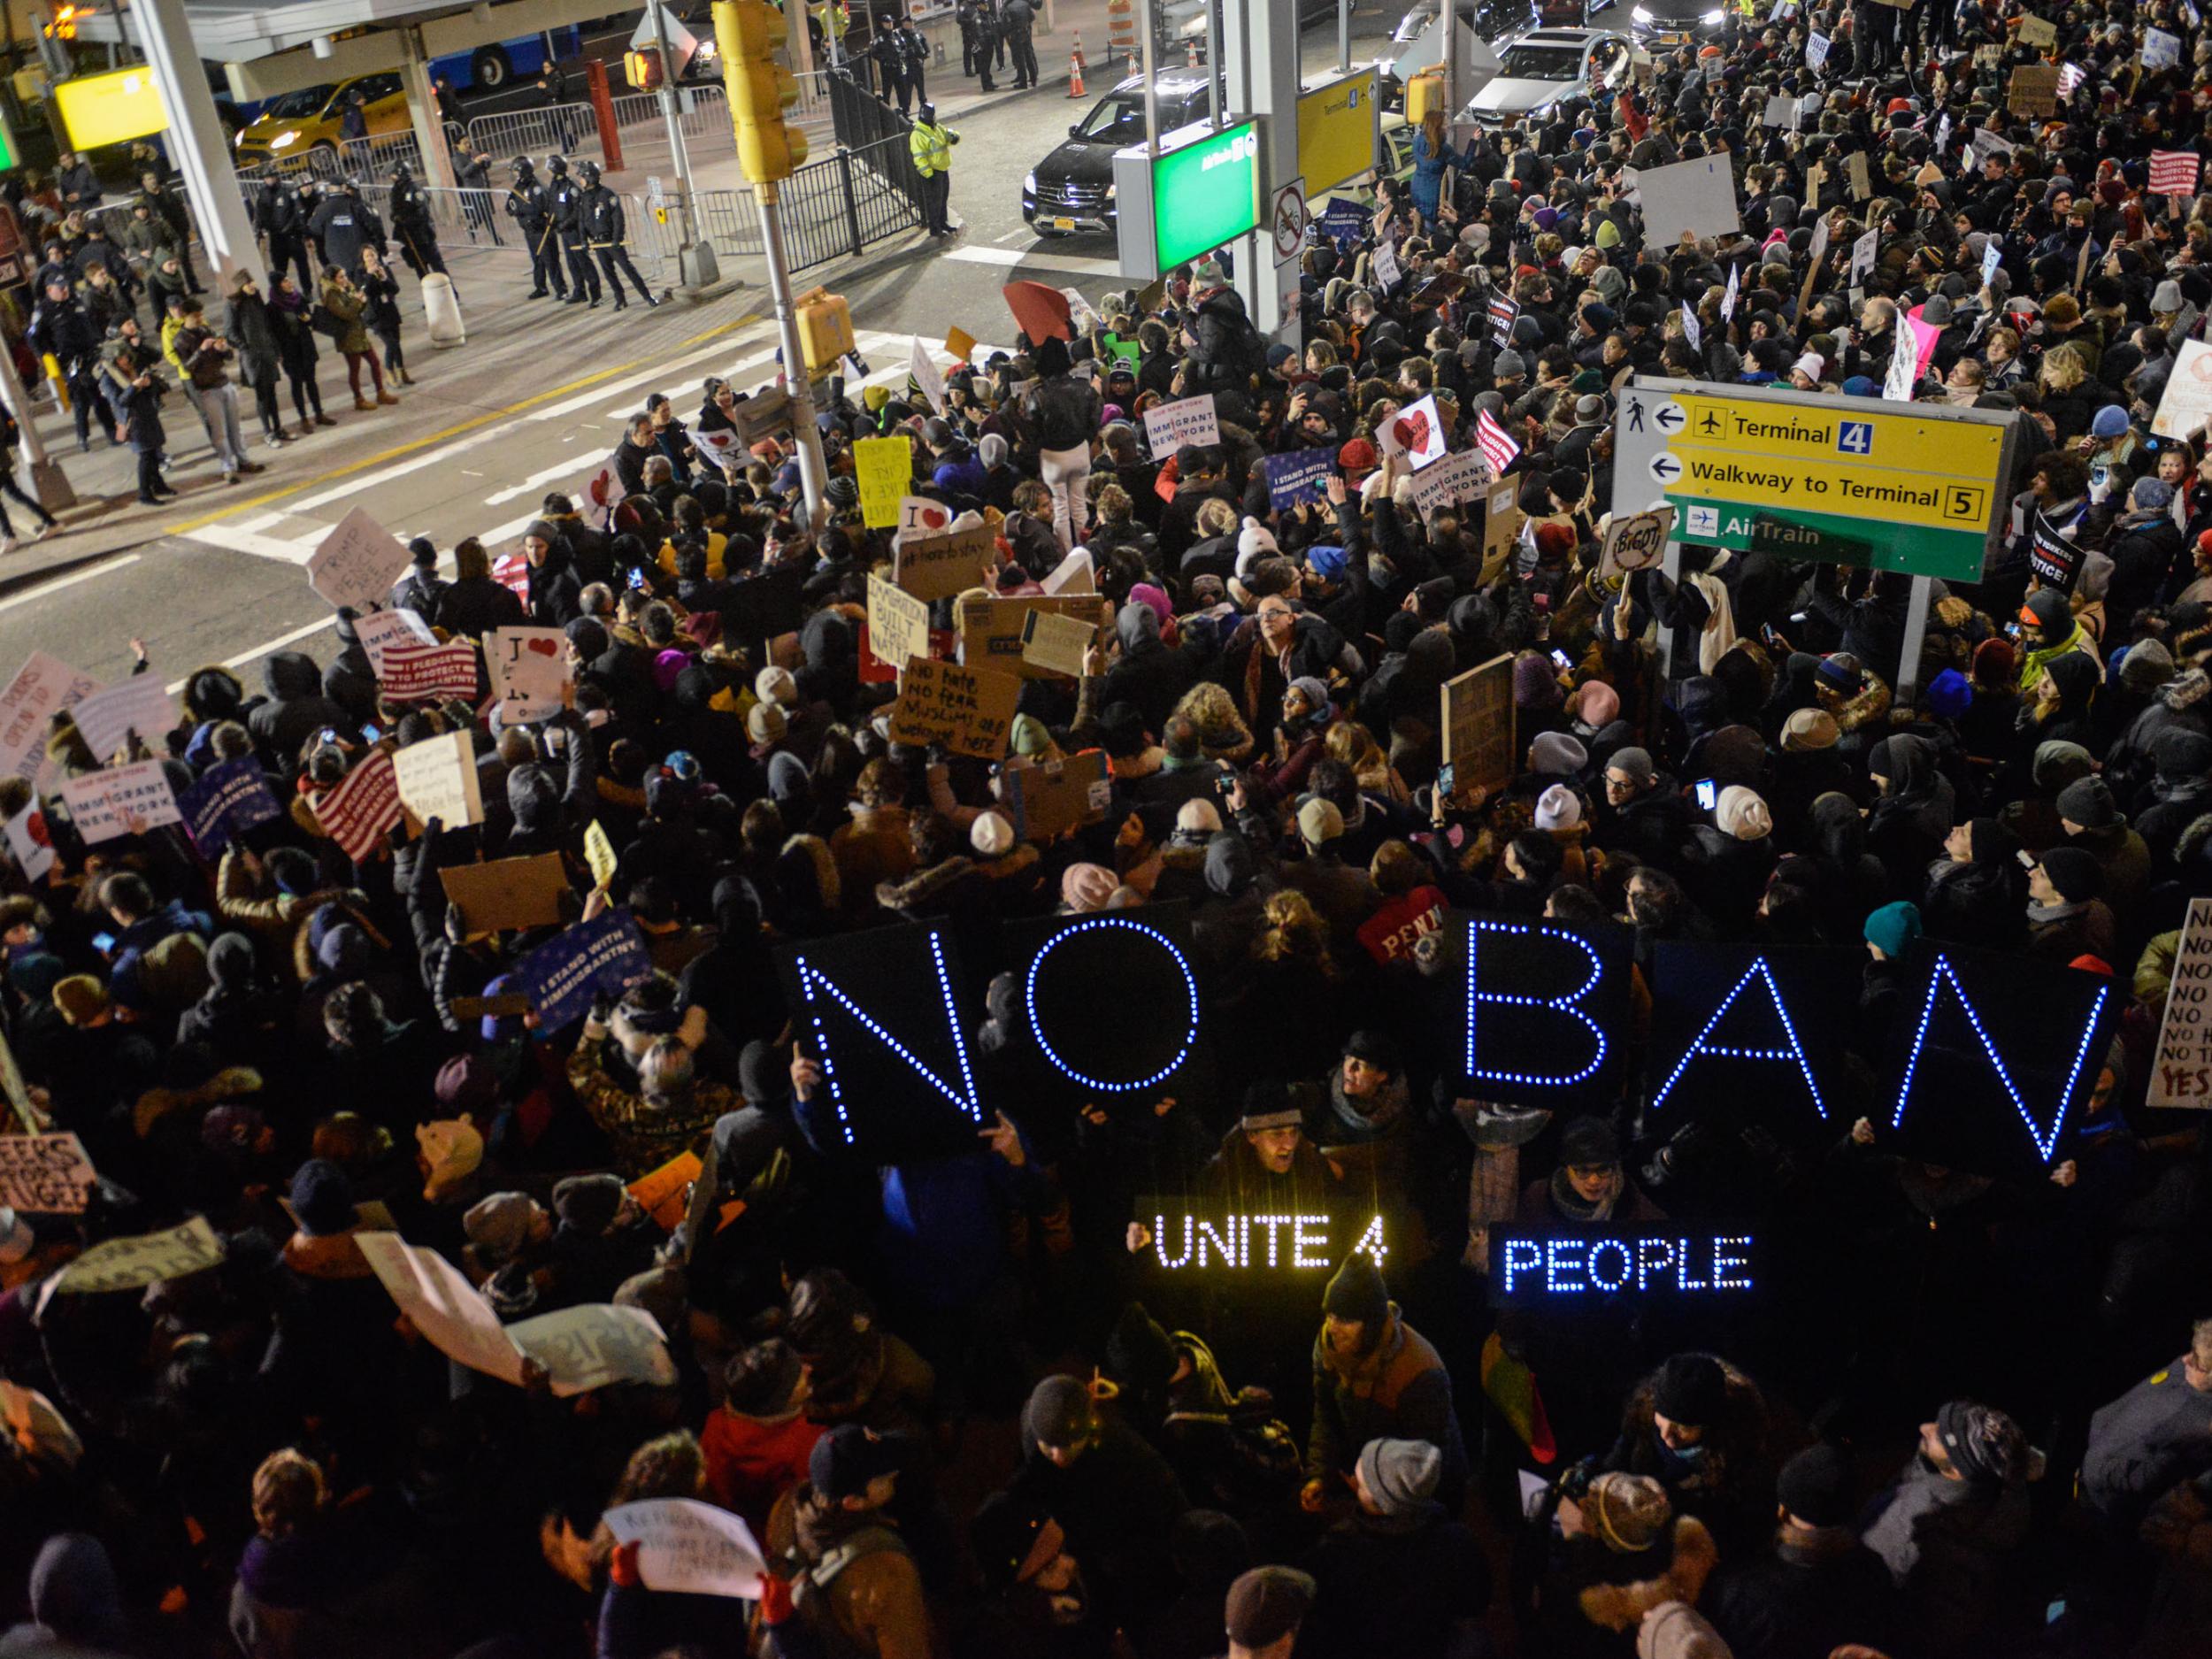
<box><xmin>1609</xmin><ymin>375</ymin><xmax>2018</xmax><ymax>697</ymax></box>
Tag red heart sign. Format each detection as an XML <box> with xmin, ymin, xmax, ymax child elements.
<box><xmin>526</xmin><ymin>638</ymin><xmax>561</xmax><ymax>657</ymax></box>
<box><xmin>1394</xmin><ymin>411</ymin><xmax>1431</xmax><ymax>455</ymax></box>
<box><xmin>919</xmin><ymin>504</ymin><xmax>949</xmax><ymax>530</ymax></box>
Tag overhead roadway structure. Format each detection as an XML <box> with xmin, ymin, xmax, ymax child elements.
<box><xmin>74</xmin><ymin>0</ymin><xmax>626</xmax><ymax>194</ymax></box>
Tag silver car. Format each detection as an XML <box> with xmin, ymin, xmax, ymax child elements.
<box><xmin>1460</xmin><ymin>27</ymin><xmax>1633</xmax><ymax>127</ymax></box>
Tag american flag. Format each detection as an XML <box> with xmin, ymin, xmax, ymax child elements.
<box><xmin>2150</xmin><ymin>150</ymin><xmax>2202</xmax><ymax>196</ymax></box>
<box><xmin>2056</xmin><ymin>62</ymin><xmax>2086</xmax><ymax>97</ymax></box>
<box><xmin>1476</xmin><ymin>407</ymin><xmax>1522</xmax><ymax>473</ymax></box>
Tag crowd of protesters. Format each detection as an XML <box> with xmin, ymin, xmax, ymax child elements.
<box><xmin>5</xmin><ymin>1</ymin><xmax>2212</xmax><ymax>1656</ymax></box>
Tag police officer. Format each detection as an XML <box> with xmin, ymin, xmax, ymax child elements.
<box><xmin>307</xmin><ymin>177</ymin><xmax>388</xmax><ymax>276</ymax></box>
<box><xmin>256</xmin><ymin>175</ymin><xmax>314</xmax><ymax>294</ymax></box>
<box><xmin>579</xmin><ymin>161</ymin><xmax>660</xmax><ymax>311</ymax></box>
<box><xmin>27</xmin><ymin>280</ymin><xmax>108</xmax><ymax>451</ymax></box>
<box><xmin>388</xmin><ymin>161</ymin><xmax>449</xmax><ymax>280</ymax></box>
<box><xmin>892</xmin><ymin>15</ymin><xmax>930</xmax><ymax>116</ymax></box>
<box><xmin>507</xmin><ymin>157</ymin><xmax>566</xmax><ymax>299</ymax></box>
<box><xmin>909</xmin><ymin>103</ymin><xmax>959</xmax><ymax>237</ymax></box>
<box><xmin>548</xmin><ymin>155</ymin><xmax>602</xmax><ymax>307</ymax></box>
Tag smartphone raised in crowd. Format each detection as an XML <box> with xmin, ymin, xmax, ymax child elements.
<box><xmin>1695</xmin><ymin>779</ymin><xmax>1717</xmax><ymax>810</ymax></box>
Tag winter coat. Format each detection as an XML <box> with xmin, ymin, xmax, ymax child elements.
<box><xmin>1862</xmin><ymin>1458</ymin><xmax>2032</xmax><ymax>1653</ymax></box>
<box><xmin>2079</xmin><ymin>1356</ymin><xmax>2212</xmax><ymax>1532</ymax></box>
<box><xmin>1307</xmin><ymin>1307</ymin><xmax>1467</xmax><ymax>1500</ymax></box>
<box><xmin>307</xmin><ymin>192</ymin><xmax>386</xmax><ymax>274</ymax></box>
<box><xmin>225</xmin><ymin>289</ymin><xmax>282</xmax><ymax>385</ymax></box>
<box><xmin>1021</xmin><ymin>371</ymin><xmax>1102</xmax><ymax>451</ymax></box>
<box><xmin>318</xmin><ymin>278</ymin><xmax>371</xmax><ymax>357</ymax></box>
<box><xmin>433</xmin><ymin>574</ymin><xmax>528</xmax><ymax>641</ymax></box>
<box><xmin>765</xmin><ymin>1485</ymin><xmax>934</xmax><ymax>1659</ymax></box>
<box><xmin>247</xmin><ymin>651</ymin><xmax>352</xmax><ymax>771</ymax></box>
<box><xmin>1300</xmin><ymin>1500</ymin><xmax>1487</xmax><ymax>1658</ymax></box>
<box><xmin>1707</xmin><ymin>1523</ymin><xmax>1901</xmax><ymax>1659</ymax></box>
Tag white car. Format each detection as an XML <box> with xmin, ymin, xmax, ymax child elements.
<box><xmin>1460</xmin><ymin>27</ymin><xmax>1634</xmax><ymax>127</ymax></box>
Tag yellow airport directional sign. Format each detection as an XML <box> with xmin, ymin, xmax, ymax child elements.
<box><xmin>1624</xmin><ymin>384</ymin><xmax>2014</xmax><ymax>581</ymax></box>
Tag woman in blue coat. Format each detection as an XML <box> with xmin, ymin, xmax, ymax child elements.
<box><xmin>1409</xmin><ymin>106</ymin><xmax>1475</xmax><ymax>222</ymax></box>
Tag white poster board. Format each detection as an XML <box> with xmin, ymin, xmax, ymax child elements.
<box><xmin>2152</xmin><ymin>338</ymin><xmax>2212</xmax><ymax>440</ymax></box>
<box><xmin>307</xmin><ymin>507</ymin><xmax>413</xmax><ymax>613</ymax></box>
<box><xmin>1634</xmin><ymin>157</ymin><xmax>1742</xmax><ymax>248</ymax></box>
<box><xmin>2149</xmin><ymin>896</ymin><xmax>2212</xmax><ymax>1107</ymax></box>
<box><xmin>357</xmin><ymin>1231</ymin><xmax>528</xmax><ymax>1386</ymax></box>
<box><xmin>485</xmin><ymin>628</ymin><xmax>573</xmax><ymax>724</ymax></box>
<box><xmin>0</xmin><ymin>653</ymin><xmax>103</xmax><ymax>782</ymax></box>
<box><xmin>603</xmin><ymin>1499</ymin><xmax>766</xmax><ymax>1598</ymax></box>
<box><xmin>394</xmin><ymin>730</ymin><xmax>486</xmax><ymax>828</ymax></box>
<box><xmin>66</xmin><ymin>676</ymin><xmax>175</xmax><ymax>763</ymax></box>
<box><xmin>1142</xmin><ymin>394</ymin><xmax>1221</xmax><ymax>457</ymax></box>
<box><xmin>58</xmin><ymin>761</ymin><xmax>181</xmax><ymax>844</ymax></box>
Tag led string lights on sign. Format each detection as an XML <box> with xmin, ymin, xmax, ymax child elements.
<box><xmin>795</xmin><ymin>932</ymin><xmax>987</xmax><ymax>1147</ymax></box>
<box><xmin>1648</xmin><ymin>957</ymin><xmax>1829</xmax><ymax>1120</ymax></box>
<box><xmin>1464</xmin><ymin>919</ymin><xmax>1609</xmax><ymax>1087</ymax></box>
<box><xmin>1497</xmin><ymin>1233</ymin><xmax>1756</xmax><ymax>1298</ymax></box>
<box><xmin>1025</xmin><ymin>917</ymin><xmax>1200</xmax><ymax>1093</ymax></box>
<box><xmin>1148</xmin><ymin>1212</ymin><xmax>1386</xmax><ymax>1271</ymax></box>
<box><xmin>1888</xmin><ymin>955</ymin><xmax>2109</xmax><ymax>1164</ymax></box>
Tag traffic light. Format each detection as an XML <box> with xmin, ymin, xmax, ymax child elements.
<box><xmin>43</xmin><ymin>4</ymin><xmax>84</xmax><ymax>40</ymax></box>
<box><xmin>795</xmin><ymin>288</ymin><xmax>854</xmax><ymax>374</ymax></box>
<box><xmin>624</xmin><ymin>48</ymin><xmax>664</xmax><ymax>90</ymax></box>
<box><xmin>718</xmin><ymin>0</ymin><xmax>807</xmax><ymax>185</ymax></box>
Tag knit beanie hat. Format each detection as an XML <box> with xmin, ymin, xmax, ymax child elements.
<box><xmin>755</xmin><ymin>665</ymin><xmax>798</xmax><ymax>706</ymax></box>
<box><xmin>1863</xmin><ymin>900</ymin><xmax>1923</xmax><ymax>958</ymax></box>
<box><xmin>1061</xmin><ymin>862</ymin><xmax>1117</xmax><ymax>912</ymax></box>
<box><xmin>1239</xmin><ymin>1080</ymin><xmax>1304</xmax><ymax>1133</ymax></box>
<box><xmin>979</xmin><ymin>433</ymin><xmax>1009</xmax><ymax>469</ymax></box>
<box><xmin>288</xmin><ymin>1158</ymin><xmax>356</xmax><ymax>1237</ymax></box>
<box><xmin>463</xmin><ymin>1191</ymin><xmax>544</xmax><ymax>1261</ymax></box>
<box><xmin>1559</xmin><ymin>1114</ymin><xmax>1620</xmax><ymax>1166</ymax></box>
<box><xmin>1530</xmin><ymin>731</ymin><xmax>1588</xmax><ymax>777</ymax></box>
<box><xmin>1586</xmin><ymin>1471</ymin><xmax>1671</xmax><ymax>1552</ymax></box>
<box><xmin>1022</xmin><ymin>1373</ymin><xmax>1097</xmax><ymax>1450</ymax></box>
<box><xmin>1778</xmin><ymin>1443</ymin><xmax>1855</xmax><ymax>1527</ymax></box>
<box><xmin>1322</xmin><ymin>1249</ymin><xmax>1389</xmax><ymax>1328</ymax></box>
<box><xmin>1297</xmin><ymin>796</ymin><xmax>1345</xmax><ymax>848</ymax></box>
<box><xmin>1714</xmin><ymin>785</ymin><xmax>1771</xmax><ymax>841</ymax></box>
<box><xmin>1174</xmin><ymin>797</ymin><xmax>1223</xmax><ymax>835</ymax></box>
<box><xmin>970</xmin><ymin>810</ymin><xmax>1016</xmax><ymax>856</ymax></box>
<box><xmin>1010</xmin><ymin>713</ymin><xmax>1054</xmax><ymax>758</ymax></box>
<box><xmin>553</xmin><ymin>1172</ymin><xmax>626</xmax><ymax>1235</ymax></box>
<box><xmin>747</xmin><ymin>702</ymin><xmax>787</xmax><ymax>745</ymax></box>
<box><xmin>1534</xmin><ymin>783</ymin><xmax>1583</xmax><ymax>830</ymax></box>
<box><xmin>415</xmin><ymin>1115</ymin><xmax>484</xmax><ymax>1202</ymax></box>
<box><xmin>1571</xmin><ymin>680</ymin><xmax>1621</xmax><ymax>729</ymax></box>
<box><xmin>1653</xmin><ymin>1354</ymin><xmax>1728</xmax><ymax>1426</ymax></box>
<box><xmin>1105</xmin><ymin>1302</ymin><xmax>1177</xmax><ymax>1390</ymax></box>
<box><xmin>1356</xmin><ymin>1438</ymin><xmax>1443</xmax><ymax>1516</ymax></box>
<box><xmin>1780</xmin><ymin>708</ymin><xmax>1840</xmax><ymax>751</ymax></box>
<box><xmin>1924</xmin><ymin>669</ymin><xmax>1973</xmax><ymax>720</ymax></box>
<box><xmin>1608</xmin><ymin>746</ymin><xmax>1655</xmax><ymax>786</ymax></box>
<box><xmin>2039</xmin><ymin>846</ymin><xmax>2103</xmax><ymax>903</ymax></box>
<box><xmin>2055</xmin><ymin>775</ymin><xmax>2122</xmax><ymax>830</ymax></box>
<box><xmin>1935</xmin><ymin>1399</ymin><xmax>2028</xmax><ymax>1485</ymax></box>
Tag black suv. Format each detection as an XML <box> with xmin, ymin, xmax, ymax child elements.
<box><xmin>1022</xmin><ymin>75</ymin><xmax>1212</xmax><ymax>237</ymax></box>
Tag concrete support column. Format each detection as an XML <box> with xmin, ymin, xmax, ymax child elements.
<box><xmin>399</xmin><ymin>25</ymin><xmax>460</xmax><ymax>190</ymax></box>
<box><xmin>134</xmin><ymin>0</ymin><xmax>262</xmax><ymax>288</ymax></box>
<box><xmin>1223</xmin><ymin>0</ymin><xmax>1300</xmax><ymax>346</ymax></box>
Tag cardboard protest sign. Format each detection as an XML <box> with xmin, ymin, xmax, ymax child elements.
<box><xmin>1846</xmin><ymin>150</ymin><xmax>1871</xmax><ymax>202</ymax></box>
<box><xmin>176</xmin><ymin>757</ymin><xmax>282</xmax><ymax>856</ymax></box>
<box><xmin>580</xmin><ymin>458</ymin><xmax>627</xmax><ymax>532</ymax></box>
<box><xmin>1763</xmin><ymin>93</ymin><xmax>1795</xmax><ymax>127</ymax></box>
<box><xmin>517</xmin><ymin>908</ymin><xmax>656</xmax><ymax>1031</ymax></box>
<box><xmin>1440</xmin><ymin>652</ymin><xmax>1515</xmax><ymax>793</ymax></box>
<box><xmin>1263</xmin><ymin>447</ymin><xmax>1336</xmax><ymax>511</ymax></box>
<box><xmin>0</xmin><ymin>653</ymin><xmax>103</xmax><ymax>782</ymax></box>
<box><xmin>908</xmin><ymin>336</ymin><xmax>948</xmax><ymax>412</ymax></box>
<box><xmin>1018</xmin><ymin>608</ymin><xmax>1097</xmax><ymax>679</ymax></box>
<box><xmin>2029</xmin><ymin>511</ymin><xmax>2083</xmax><ymax>593</ymax></box>
<box><xmin>1379</xmin><ymin>394</ymin><xmax>1448</xmax><ymax>470</ymax></box>
<box><xmin>354</xmin><ymin>607</ymin><xmax>435</xmax><ymax>676</ymax></box>
<box><xmin>449</xmin><ymin>992</ymin><xmax>532</xmax><ymax>1021</ymax></box>
<box><xmin>628</xmin><ymin>1149</ymin><xmax>703</xmax><ymax>1230</ymax></box>
<box><xmin>1371</xmin><ymin>237</ymin><xmax>1402</xmax><ymax>293</ymax></box>
<box><xmin>1479</xmin><ymin>480</ymin><xmax>1526</xmax><ymax>576</ymax></box>
<box><xmin>958</xmin><ymin>594</ymin><xmax>1110</xmax><ymax>680</ymax></box>
<box><xmin>439</xmin><ymin>852</ymin><xmax>571</xmax><ymax>936</ymax></box>
<box><xmin>2016</xmin><ymin>12</ymin><xmax>2056</xmax><ymax>47</ymax></box>
<box><xmin>1409</xmin><ymin>448</ymin><xmax>1491</xmax><ymax>522</ymax></box>
<box><xmin>485</xmin><ymin>628</ymin><xmax>572</xmax><ymax>723</ymax></box>
<box><xmin>2007</xmin><ymin>65</ymin><xmax>2059</xmax><ymax>117</ymax></box>
<box><xmin>0</xmin><ymin>1379</ymin><xmax>81</xmax><ymax>1469</ymax></box>
<box><xmin>853</xmin><ymin>436</ymin><xmax>911</xmax><ymax>530</ymax></box>
<box><xmin>67</xmin><ymin>676</ymin><xmax>174</xmax><ymax>763</ymax></box>
<box><xmin>315</xmin><ymin>750</ymin><xmax>402</xmax><ymax>863</ymax></box>
<box><xmin>887</xmin><ymin>658</ymin><xmax>1022</xmax><ymax>758</ymax></box>
<box><xmin>0</xmin><ymin>1132</ymin><xmax>94</xmax><ymax>1213</ymax></box>
<box><xmin>57</xmin><ymin>1217</ymin><xmax>225</xmax><ymax>1294</ymax></box>
<box><xmin>0</xmin><ymin>1028</ymin><xmax>35</xmax><ymax>1134</ymax></box>
<box><xmin>4</xmin><ymin>803</ymin><xmax>53</xmax><ymax>883</ymax></box>
<box><xmin>1002</xmin><ymin>749</ymin><xmax>1110</xmax><ymax>840</ymax></box>
<box><xmin>2151</xmin><ymin>338</ymin><xmax>2212</xmax><ymax>439</ymax></box>
<box><xmin>1041</xmin><ymin>550</ymin><xmax>1096</xmax><ymax>595</ymax></box>
<box><xmin>1600</xmin><ymin>506</ymin><xmax>1672</xmax><ymax>580</ymax></box>
<box><xmin>1848</xmin><ymin>227</ymin><xmax>1880</xmax><ymax>291</ymax></box>
<box><xmin>946</xmin><ymin>324</ymin><xmax>978</xmax><ymax>361</ymax></box>
<box><xmin>603</xmin><ymin>1500</ymin><xmax>766</xmax><ymax>1599</ymax></box>
<box><xmin>869</xmin><ymin>576</ymin><xmax>933</xmax><ymax>680</ymax></box>
<box><xmin>894</xmin><ymin>495</ymin><xmax>954</xmax><ymax>546</ymax></box>
<box><xmin>357</xmin><ymin>1231</ymin><xmax>527</xmax><ymax>1386</ymax></box>
<box><xmin>59</xmin><ymin>761</ymin><xmax>180</xmax><ymax>844</ymax></box>
<box><xmin>380</xmin><ymin>639</ymin><xmax>480</xmax><ymax>703</ymax></box>
<box><xmin>1142</xmin><ymin>394</ymin><xmax>1221</xmax><ymax>457</ymax></box>
<box><xmin>1634</xmin><ymin>156</ymin><xmax>1741</xmax><ymax>247</ymax></box>
<box><xmin>394</xmin><ymin>731</ymin><xmax>485</xmax><ymax>830</ymax></box>
<box><xmin>307</xmin><ymin>507</ymin><xmax>411</xmax><ymax>612</ymax></box>
<box><xmin>506</xmin><ymin>1304</ymin><xmax>678</xmax><ymax>1394</ymax></box>
<box><xmin>895</xmin><ymin>523</ymin><xmax>993</xmax><ymax>604</ymax></box>
<box><xmin>2148</xmin><ymin>897</ymin><xmax>2212</xmax><ymax>1107</ymax></box>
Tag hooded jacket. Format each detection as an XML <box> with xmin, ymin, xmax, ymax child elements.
<box><xmin>247</xmin><ymin>651</ymin><xmax>351</xmax><ymax>772</ymax></box>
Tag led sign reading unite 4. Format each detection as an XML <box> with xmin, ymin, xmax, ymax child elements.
<box><xmin>1149</xmin><ymin>1211</ymin><xmax>1386</xmax><ymax>1272</ymax></box>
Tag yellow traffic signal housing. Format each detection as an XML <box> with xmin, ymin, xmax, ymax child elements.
<box><xmin>718</xmin><ymin>0</ymin><xmax>809</xmax><ymax>184</ymax></box>
<box><xmin>625</xmin><ymin>48</ymin><xmax>664</xmax><ymax>89</ymax></box>
<box><xmin>796</xmin><ymin>293</ymin><xmax>855</xmax><ymax>374</ymax></box>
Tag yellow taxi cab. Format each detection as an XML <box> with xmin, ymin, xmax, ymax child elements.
<box><xmin>233</xmin><ymin>72</ymin><xmax>411</xmax><ymax>170</ymax></box>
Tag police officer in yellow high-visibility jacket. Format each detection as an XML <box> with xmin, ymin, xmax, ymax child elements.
<box><xmin>909</xmin><ymin>104</ymin><xmax>961</xmax><ymax>238</ymax></box>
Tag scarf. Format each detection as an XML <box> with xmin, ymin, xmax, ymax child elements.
<box><xmin>1550</xmin><ymin>1163</ymin><xmax>1619</xmax><ymax>1222</ymax></box>
<box><xmin>2027</xmin><ymin>898</ymin><xmax>2086</xmax><ymax>926</ymax></box>
<box><xmin>1686</xmin><ymin>571</ymin><xmax>1738</xmax><ymax>675</ymax></box>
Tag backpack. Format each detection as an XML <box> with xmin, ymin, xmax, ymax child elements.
<box><xmin>788</xmin><ymin>1521</ymin><xmax>910</xmax><ymax>1659</ymax></box>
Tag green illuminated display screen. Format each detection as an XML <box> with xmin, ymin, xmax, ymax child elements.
<box><xmin>1152</xmin><ymin>120</ymin><xmax>1258</xmax><ymax>273</ymax></box>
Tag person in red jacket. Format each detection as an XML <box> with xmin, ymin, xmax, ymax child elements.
<box><xmin>702</xmin><ymin>1338</ymin><xmax>824</xmax><ymax>1538</ymax></box>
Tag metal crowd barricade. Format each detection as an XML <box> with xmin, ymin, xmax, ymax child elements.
<box><xmin>462</xmin><ymin>100</ymin><xmax>600</xmax><ymax>170</ymax></box>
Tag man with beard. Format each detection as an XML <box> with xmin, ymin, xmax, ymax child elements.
<box><xmin>1302</xmin><ymin>1250</ymin><xmax>1466</xmax><ymax>1517</ymax></box>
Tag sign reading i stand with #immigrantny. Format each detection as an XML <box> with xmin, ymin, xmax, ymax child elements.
<box><xmin>1609</xmin><ymin>375</ymin><xmax>2016</xmax><ymax>583</ymax></box>
<box><xmin>1151</xmin><ymin>121</ymin><xmax>1261</xmax><ymax>274</ymax></box>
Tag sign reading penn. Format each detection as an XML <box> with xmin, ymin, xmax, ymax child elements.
<box><xmin>775</xmin><ymin>911</ymin><xmax>2115</xmax><ymax>1179</ymax></box>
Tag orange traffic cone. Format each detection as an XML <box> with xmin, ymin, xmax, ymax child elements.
<box><xmin>1068</xmin><ymin>35</ymin><xmax>1086</xmax><ymax>97</ymax></box>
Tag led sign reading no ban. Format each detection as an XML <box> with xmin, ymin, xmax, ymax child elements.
<box><xmin>773</xmin><ymin>917</ymin><xmax>2115</xmax><ymax>1178</ymax></box>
